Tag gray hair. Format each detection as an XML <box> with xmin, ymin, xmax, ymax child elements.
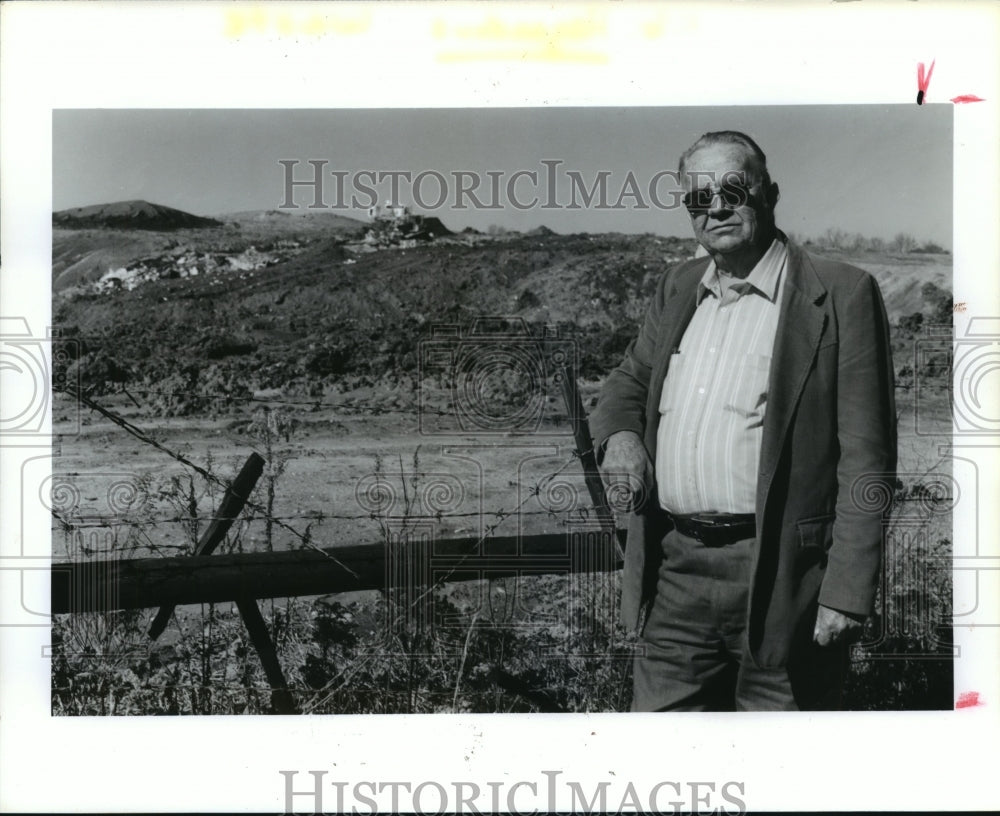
<box><xmin>678</xmin><ymin>131</ymin><xmax>772</xmax><ymax>188</ymax></box>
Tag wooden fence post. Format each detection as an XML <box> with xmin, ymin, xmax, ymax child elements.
<box><xmin>149</xmin><ymin>452</ymin><xmax>265</xmax><ymax>638</ymax></box>
<box><xmin>558</xmin><ymin>363</ymin><xmax>625</xmax><ymax>557</ymax></box>
<box><xmin>145</xmin><ymin>451</ymin><xmax>298</xmax><ymax>714</ymax></box>
<box><xmin>236</xmin><ymin>597</ymin><xmax>299</xmax><ymax>715</ymax></box>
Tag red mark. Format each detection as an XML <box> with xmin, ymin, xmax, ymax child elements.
<box><xmin>956</xmin><ymin>691</ymin><xmax>983</xmax><ymax>709</ymax></box>
<box><xmin>951</xmin><ymin>94</ymin><xmax>985</xmax><ymax>104</ymax></box>
<box><xmin>916</xmin><ymin>59</ymin><xmax>935</xmax><ymax>105</ymax></box>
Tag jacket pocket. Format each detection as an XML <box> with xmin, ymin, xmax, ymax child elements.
<box><xmin>796</xmin><ymin>514</ymin><xmax>835</xmax><ymax>551</ymax></box>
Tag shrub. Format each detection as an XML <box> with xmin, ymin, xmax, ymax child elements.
<box><xmin>913</xmin><ymin>241</ymin><xmax>948</xmax><ymax>254</ymax></box>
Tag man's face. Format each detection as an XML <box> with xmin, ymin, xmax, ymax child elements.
<box><xmin>682</xmin><ymin>143</ymin><xmax>776</xmax><ymax>256</ymax></box>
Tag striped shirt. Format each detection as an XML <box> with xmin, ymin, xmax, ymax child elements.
<box><xmin>656</xmin><ymin>237</ymin><xmax>788</xmax><ymax>514</ymax></box>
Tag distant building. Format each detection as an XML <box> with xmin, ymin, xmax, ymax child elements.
<box><xmin>368</xmin><ymin>201</ymin><xmax>409</xmax><ymax>221</ymax></box>
<box><xmin>356</xmin><ymin>202</ymin><xmax>452</xmax><ymax>251</ymax></box>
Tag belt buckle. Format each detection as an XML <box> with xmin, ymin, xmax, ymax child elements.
<box><xmin>691</xmin><ymin>513</ymin><xmax>747</xmax><ymax>546</ymax></box>
<box><xmin>691</xmin><ymin>514</ymin><xmax>728</xmax><ymax>540</ymax></box>
<box><xmin>691</xmin><ymin>513</ymin><xmax>731</xmax><ymax>527</ymax></box>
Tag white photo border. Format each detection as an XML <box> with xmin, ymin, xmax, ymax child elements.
<box><xmin>1</xmin><ymin>2</ymin><xmax>998</xmax><ymax>813</ymax></box>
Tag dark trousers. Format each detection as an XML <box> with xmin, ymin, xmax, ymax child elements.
<box><xmin>632</xmin><ymin>528</ymin><xmax>847</xmax><ymax>712</ymax></box>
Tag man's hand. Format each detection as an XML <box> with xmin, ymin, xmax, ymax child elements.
<box><xmin>600</xmin><ymin>430</ymin><xmax>655</xmax><ymax>513</ymax></box>
<box><xmin>813</xmin><ymin>604</ymin><xmax>865</xmax><ymax>646</ymax></box>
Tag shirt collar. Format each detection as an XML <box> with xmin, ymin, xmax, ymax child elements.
<box><xmin>696</xmin><ymin>232</ymin><xmax>788</xmax><ymax>304</ymax></box>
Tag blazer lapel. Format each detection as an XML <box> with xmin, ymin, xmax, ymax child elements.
<box><xmin>756</xmin><ymin>243</ymin><xmax>829</xmax><ymax>521</ymax></box>
<box><xmin>644</xmin><ymin>260</ymin><xmax>706</xmax><ymax>451</ymax></box>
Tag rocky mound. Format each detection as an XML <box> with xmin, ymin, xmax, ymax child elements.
<box><xmin>53</xmin><ymin>200</ymin><xmax>223</xmax><ymax>230</ymax></box>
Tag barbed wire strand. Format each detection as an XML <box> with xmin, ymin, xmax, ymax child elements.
<box><xmin>58</xmin><ymin>385</ymin><xmax>581</xmax><ymax>420</ymax></box>
<box><xmin>403</xmin><ymin>452</ymin><xmax>584</xmax><ymax>611</ymax></box>
<box><xmin>56</xmin><ymin>385</ymin><xmax>360</xmax><ymax>578</ymax></box>
<box><xmin>48</xmin><ymin>507</ymin><xmax>583</xmax><ymax>531</ymax></box>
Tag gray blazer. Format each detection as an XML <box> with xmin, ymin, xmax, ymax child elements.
<box><xmin>589</xmin><ymin>242</ymin><xmax>897</xmax><ymax>668</ymax></box>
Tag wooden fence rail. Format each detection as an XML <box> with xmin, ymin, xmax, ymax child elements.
<box><xmin>51</xmin><ymin>532</ymin><xmax>622</xmax><ymax>614</ymax></box>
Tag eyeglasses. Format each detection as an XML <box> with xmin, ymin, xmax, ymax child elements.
<box><xmin>682</xmin><ymin>180</ymin><xmax>762</xmax><ymax>213</ymax></box>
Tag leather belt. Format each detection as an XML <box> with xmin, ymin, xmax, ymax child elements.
<box><xmin>666</xmin><ymin>512</ymin><xmax>756</xmax><ymax>547</ymax></box>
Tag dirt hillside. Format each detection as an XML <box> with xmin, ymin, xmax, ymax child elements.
<box><xmin>52</xmin><ymin>203</ymin><xmax>952</xmax><ymax>417</ymax></box>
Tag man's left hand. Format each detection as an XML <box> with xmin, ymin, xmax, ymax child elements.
<box><xmin>813</xmin><ymin>605</ymin><xmax>865</xmax><ymax>646</ymax></box>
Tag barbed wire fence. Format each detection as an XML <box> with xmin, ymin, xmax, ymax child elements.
<box><xmin>51</xmin><ymin>377</ymin><xmax>622</xmax><ymax>713</ymax></box>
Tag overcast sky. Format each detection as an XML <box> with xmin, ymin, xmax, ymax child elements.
<box><xmin>53</xmin><ymin>105</ymin><xmax>952</xmax><ymax>247</ymax></box>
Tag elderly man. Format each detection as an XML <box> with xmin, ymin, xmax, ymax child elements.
<box><xmin>590</xmin><ymin>131</ymin><xmax>896</xmax><ymax>711</ymax></box>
